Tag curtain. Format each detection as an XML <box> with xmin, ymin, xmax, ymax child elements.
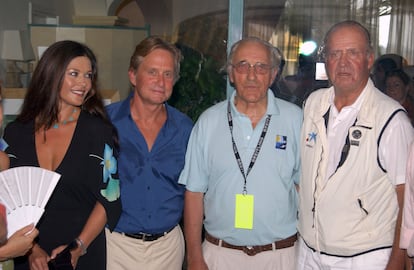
<box><xmin>387</xmin><ymin>0</ymin><xmax>414</xmax><ymax>64</ymax></box>
<box><xmin>268</xmin><ymin>0</ymin><xmax>382</xmax><ymax>74</ymax></box>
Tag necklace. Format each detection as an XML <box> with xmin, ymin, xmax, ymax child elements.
<box><xmin>53</xmin><ymin>108</ymin><xmax>78</xmax><ymax>129</ymax></box>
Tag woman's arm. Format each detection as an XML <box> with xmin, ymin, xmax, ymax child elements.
<box><xmin>0</xmin><ymin>204</ymin><xmax>7</xmax><ymax>245</ymax></box>
<box><xmin>50</xmin><ymin>202</ymin><xmax>107</xmax><ymax>268</ymax></box>
<box><xmin>0</xmin><ymin>152</ymin><xmax>10</xmax><ymax>172</ymax></box>
<box><xmin>0</xmin><ymin>224</ymin><xmax>38</xmax><ymax>261</ymax></box>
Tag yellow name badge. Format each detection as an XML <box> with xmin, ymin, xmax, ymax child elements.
<box><xmin>235</xmin><ymin>194</ymin><xmax>254</xmax><ymax>229</ymax></box>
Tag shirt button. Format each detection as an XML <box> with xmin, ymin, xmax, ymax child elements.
<box><xmin>246</xmin><ymin>135</ymin><xmax>251</xmax><ymax>140</ymax></box>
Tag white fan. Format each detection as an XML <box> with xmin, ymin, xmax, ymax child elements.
<box><xmin>0</xmin><ymin>166</ymin><xmax>61</xmax><ymax>237</ymax></box>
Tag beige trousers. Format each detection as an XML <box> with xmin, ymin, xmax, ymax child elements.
<box><xmin>105</xmin><ymin>225</ymin><xmax>184</xmax><ymax>270</ymax></box>
<box><xmin>202</xmin><ymin>239</ymin><xmax>296</xmax><ymax>270</ymax></box>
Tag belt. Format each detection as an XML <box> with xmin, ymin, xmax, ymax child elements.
<box><xmin>205</xmin><ymin>232</ymin><xmax>297</xmax><ymax>256</ymax></box>
<box><xmin>123</xmin><ymin>226</ymin><xmax>175</xmax><ymax>242</ymax></box>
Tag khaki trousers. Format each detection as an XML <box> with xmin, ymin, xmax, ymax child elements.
<box><xmin>106</xmin><ymin>225</ymin><xmax>184</xmax><ymax>270</ymax></box>
<box><xmin>202</xmin><ymin>239</ymin><xmax>296</xmax><ymax>270</ymax></box>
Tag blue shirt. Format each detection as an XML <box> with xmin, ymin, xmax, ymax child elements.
<box><xmin>107</xmin><ymin>94</ymin><xmax>193</xmax><ymax>234</ymax></box>
<box><xmin>178</xmin><ymin>90</ymin><xmax>302</xmax><ymax>245</ymax></box>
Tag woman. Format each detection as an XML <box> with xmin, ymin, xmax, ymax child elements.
<box><xmin>385</xmin><ymin>68</ymin><xmax>414</xmax><ymax>125</ymax></box>
<box><xmin>0</xmin><ymin>215</ymin><xmax>38</xmax><ymax>270</ymax></box>
<box><xmin>2</xmin><ymin>40</ymin><xmax>121</xmax><ymax>270</ymax></box>
<box><xmin>0</xmin><ymin>82</ymin><xmax>39</xmax><ymax>270</ymax></box>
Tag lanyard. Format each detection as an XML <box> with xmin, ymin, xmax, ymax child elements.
<box><xmin>227</xmin><ymin>102</ymin><xmax>271</xmax><ymax>194</ymax></box>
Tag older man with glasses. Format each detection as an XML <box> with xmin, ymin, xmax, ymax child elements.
<box><xmin>297</xmin><ymin>20</ymin><xmax>414</xmax><ymax>270</ymax></box>
<box><xmin>179</xmin><ymin>37</ymin><xmax>302</xmax><ymax>270</ymax></box>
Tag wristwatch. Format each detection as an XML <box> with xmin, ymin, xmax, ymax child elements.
<box><xmin>69</xmin><ymin>238</ymin><xmax>87</xmax><ymax>255</ymax></box>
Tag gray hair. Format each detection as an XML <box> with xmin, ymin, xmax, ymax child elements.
<box><xmin>226</xmin><ymin>37</ymin><xmax>282</xmax><ymax>74</ymax></box>
<box><xmin>321</xmin><ymin>20</ymin><xmax>373</xmax><ymax>59</ymax></box>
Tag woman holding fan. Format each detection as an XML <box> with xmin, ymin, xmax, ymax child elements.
<box><xmin>2</xmin><ymin>40</ymin><xmax>121</xmax><ymax>270</ymax></box>
<box><xmin>0</xmin><ymin>78</ymin><xmax>38</xmax><ymax>269</ymax></box>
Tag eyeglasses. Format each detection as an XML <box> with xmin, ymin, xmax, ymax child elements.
<box><xmin>325</xmin><ymin>49</ymin><xmax>368</xmax><ymax>61</ymax></box>
<box><xmin>231</xmin><ymin>61</ymin><xmax>273</xmax><ymax>75</ymax></box>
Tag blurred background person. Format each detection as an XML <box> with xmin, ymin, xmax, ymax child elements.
<box><xmin>385</xmin><ymin>69</ymin><xmax>414</xmax><ymax>125</ymax></box>
<box><xmin>401</xmin><ymin>141</ymin><xmax>414</xmax><ymax>270</ymax></box>
<box><xmin>372</xmin><ymin>54</ymin><xmax>405</xmax><ymax>92</ymax></box>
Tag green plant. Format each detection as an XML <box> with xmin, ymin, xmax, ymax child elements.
<box><xmin>170</xmin><ymin>44</ymin><xmax>226</xmax><ymax>122</ymax></box>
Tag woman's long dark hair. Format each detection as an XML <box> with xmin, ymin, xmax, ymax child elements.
<box><xmin>17</xmin><ymin>40</ymin><xmax>110</xmax><ymax>131</ymax></box>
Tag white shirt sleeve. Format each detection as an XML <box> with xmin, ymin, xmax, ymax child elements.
<box><xmin>379</xmin><ymin>111</ymin><xmax>414</xmax><ymax>186</ymax></box>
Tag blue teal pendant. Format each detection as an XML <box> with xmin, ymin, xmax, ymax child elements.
<box><xmin>53</xmin><ymin>109</ymin><xmax>77</xmax><ymax>129</ymax></box>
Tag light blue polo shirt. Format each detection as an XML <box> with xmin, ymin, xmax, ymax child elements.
<box><xmin>178</xmin><ymin>90</ymin><xmax>302</xmax><ymax>246</ymax></box>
